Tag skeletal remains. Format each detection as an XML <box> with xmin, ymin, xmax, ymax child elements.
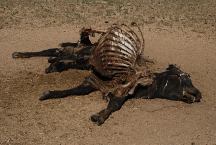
<box><xmin>12</xmin><ymin>23</ymin><xmax>202</xmax><ymax>125</ymax></box>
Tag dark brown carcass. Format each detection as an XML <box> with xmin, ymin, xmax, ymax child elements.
<box><xmin>39</xmin><ymin>23</ymin><xmax>202</xmax><ymax>125</ymax></box>
<box><xmin>12</xmin><ymin>28</ymin><xmax>105</xmax><ymax>73</ymax></box>
<box><xmin>134</xmin><ymin>64</ymin><xmax>202</xmax><ymax>103</ymax></box>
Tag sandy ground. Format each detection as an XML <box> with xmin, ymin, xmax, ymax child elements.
<box><xmin>0</xmin><ymin>25</ymin><xmax>216</xmax><ymax>145</ymax></box>
<box><xmin>1</xmin><ymin>0</ymin><xmax>216</xmax><ymax>145</ymax></box>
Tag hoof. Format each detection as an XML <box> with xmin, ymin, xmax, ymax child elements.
<box><xmin>90</xmin><ymin>114</ymin><xmax>105</xmax><ymax>126</ymax></box>
<box><xmin>39</xmin><ymin>91</ymin><xmax>51</xmax><ymax>101</ymax></box>
<box><xmin>12</xmin><ymin>52</ymin><xmax>29</xmax><ymax>58</ymax></box>
<box><xmin>12</xmin><ymin>52</ymin><xmax>21</xmax><ymax>58</ymax></box>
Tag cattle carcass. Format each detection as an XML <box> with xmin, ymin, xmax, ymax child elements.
<box><xmin>37</xmin><ymin>23</ymin><xmax>202</xmax><ymax>125</ymax></box>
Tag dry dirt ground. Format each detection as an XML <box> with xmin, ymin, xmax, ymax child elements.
<box><xmin>0</xmin><ymin>0</ymin><xmax>216</xmax><ymax>145</ymax></box>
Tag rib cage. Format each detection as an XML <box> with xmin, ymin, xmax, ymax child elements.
<box><xmin>90</xmin><ymin>24</ymin><xmax>144</xmax><ymax>79</ymax></box>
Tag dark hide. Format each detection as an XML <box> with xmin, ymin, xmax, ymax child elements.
<box><xmin>134</xmin><ymin>64</ymin><xmax>202</xmax><ymax>103</ymax></box>
<box><xmin>12</xmin><ymin>26</ymin><xmax>202</xmax><ymax>126</ymax></box>
<box><xmin>12</xmin><ymin>28</ymin><xmax>97</xmax><ymax>73</ymax></box>
<box><xmin>39</xmin><ymin>78</ymin><xmax>129</xmax><ymax>126</ymax></box>
<box><xmin>39</xmin><ymin>65</ymin><xmax>202</xmax><ymax>125</ymax></box>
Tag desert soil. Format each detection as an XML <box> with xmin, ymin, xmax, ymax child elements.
<box><xmin>0</xmin><ymin>0</ymin><xmax>216</xmax><ymax>145</ymax></box>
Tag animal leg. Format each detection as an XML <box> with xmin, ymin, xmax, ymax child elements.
<box><xmin>45</xmin><ymin>61</ymin><xmax>68</xmax><ymax>73</ymax></box>
<box><xmin>45</xmin><ymin>58</ymin><xmax>90</xmax><ymax>73</ymax></box>
<box><xmin>59</xmin><ymin>42</ymin><xmax>78</xmax><ymax>48</ymax></box>
<box><xmin>39</xmin><ymin>82</ymin><xmax>96</xmax><ymax>100</ymax></box>
<box><xmin>12</xmin><ymin>48</ymin><xmax>61</xmax><ymax>58</ymax></box>
<box><xmin>91</xmin><ymin>94</ymin><xmax>127</xmax><ymax>125</ymax></box>
<box><xmin>48</xmin><ymin>57</ymin><xmax>60</xmax><ymax>63</ymax></box>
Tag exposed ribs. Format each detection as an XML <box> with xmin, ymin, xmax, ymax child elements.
<box><xmin>90</xmin><ymin>24</ymin><xmax>144</xmax><ymax>79</ymax></box>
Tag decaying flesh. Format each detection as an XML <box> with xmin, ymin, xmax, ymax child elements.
<box><xmin>12</xmin><ymin>23</ymin><xmax>202</xmax><ymax>126</ymax></box>
<box><xmin>134</xmin><ymin>64</ymin><xmax>202</xmax><ymax>104</ymax></box>
<box><xmin>12</xmin><ymin>28</ymin><xmax>105</xmax><ymax>73</ymax></box>
<box><xmin>86</xmin><ymin>23</ymin><xmax>152</xmax><ymax>98</ymax></box>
